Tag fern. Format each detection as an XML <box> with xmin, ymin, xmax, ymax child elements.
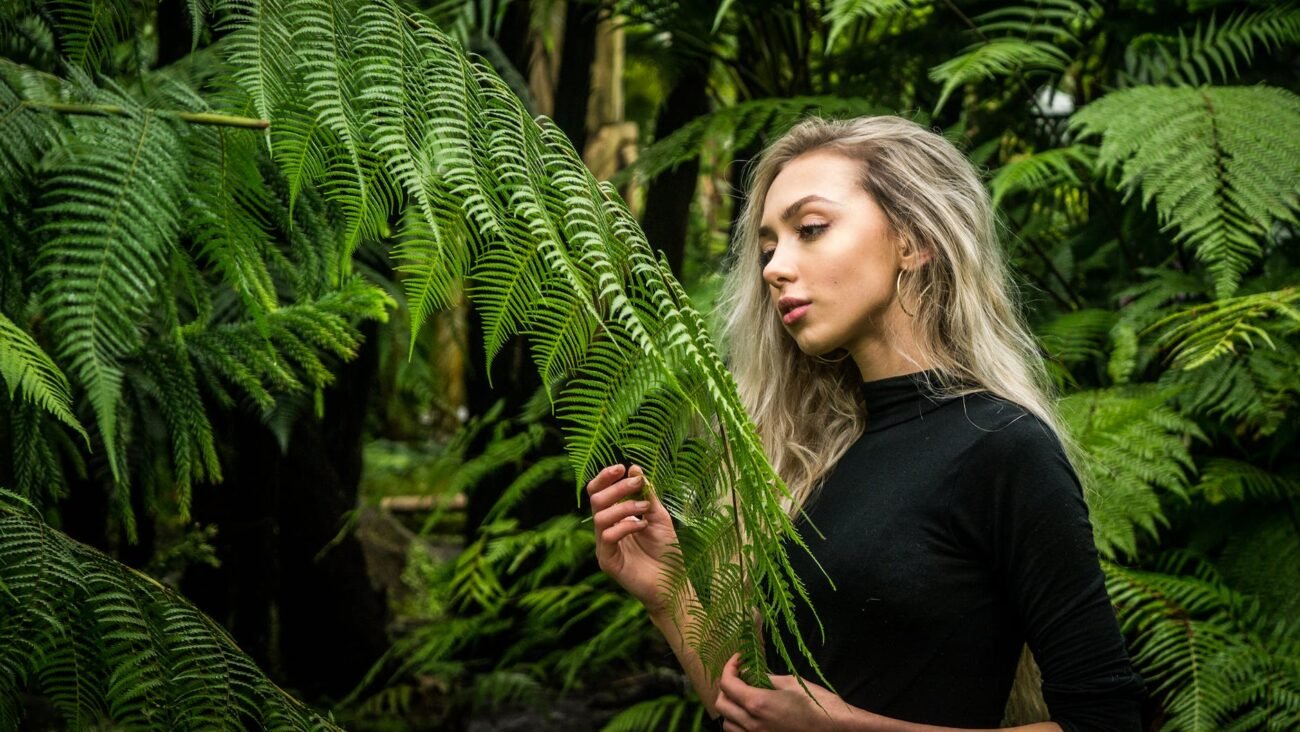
<box><xmin>1072</xmin><ymin>86</ymin><xmax>1300</xmax><ymax>297</ymax></box>
<box><xmin>601</xmin><ymin>692</ymin><xmax>707</xmax><ymax>732</ymax></box>
<box><xmin>1127</xmin><ymin>7</ymin><xmax>1300</xmax><ymax>87</ymax></box>
<box><xmin>928</xmin><ymin>0</ymin><xmax>1096</xmax><ymax>112</ymax></box>
<box><xmin>0</xmin><ymin>311</ymin><xmax>86</xmax><ymax>439</ymax></box>
<box><xmin>1160</xmin><ymin>345</ymin><xmax>1300</xmax><ymax>438</ymax></box>
<box><xmin>823</xmin><ymin>0</ymin><xmax>931</xmax><ymax>47</ymax></box>
<box><xmin>610</xmin><ymin>95</ymin><xmax>886</xmax><ymax>188</ymax></box>
<box><xmin>1193</xmin><ymin>458</ymin><xmax>1300</xmax><ymax>505</ymax></box>
<box><xmin>989</xmin><ymin>144</ymin><xmax>1094</xmax><ymax>208</ymax></box>
<box><xmin>0</xmin><ymin>491</ymin><xmax>342</xmax><ymax>729</ymax></box>
<box><xmin>1106</xmin><ymin>553</ymin><xmax>1300</xmax><ymax>731</ymax></box>
<box><xmin>1035</xmin><ymin>307</ymin><xmax>1116</xmax><ymax>386</ymax></box>
<box><xmin>1059</xmin><ymin>386</ymin><xmax>1204</xmax><ymax>559</ymax></box>
<box><xmin>1148</xmin><ymin>287</ymin><xmax>1300</xmax><ymax>370</ymax></box>
<box><xmin>210</xmin><ymin>0</ymin><xmax>827</xmax><ymax>684</ymax></box>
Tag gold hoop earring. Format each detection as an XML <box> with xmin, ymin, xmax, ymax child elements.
<box><xmin>813</xmin><ymin>350</ymin><xmax>851</xmax><ymax>365</ymax></box>
<box><xmin>897</xmin><ymin>269</ymin><xmax>916</xmax><ymax>318</ymax></box>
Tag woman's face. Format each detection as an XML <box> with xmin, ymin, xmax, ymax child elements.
<box><xmin>759</xmin><ymin>150</ymin><xmax>903</xmax><ymax>358</ymax></box>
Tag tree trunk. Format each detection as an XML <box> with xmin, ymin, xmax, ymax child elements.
<box><xmin>185</xmin><ymin>324</ymin><xmax>389</xmax><ymax>698</ymax></box>
<box><xmin>640</xmin><ymin>62</ymin><xmax>711</xmax><ymax>280</ymax></box>
<box><xmin>550</xmin><ymin>0</ymin><xmax>598</xmax><ymax>154</ymax></box>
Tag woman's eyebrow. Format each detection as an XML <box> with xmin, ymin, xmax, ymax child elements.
<box><xmin>758</xmin><ymin>194</ymin><xmax>839</xmax><ymax>240</ymax></box>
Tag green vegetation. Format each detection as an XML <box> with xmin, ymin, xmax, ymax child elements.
<box><xmin>1</xmin><ymin>0</ymin><xmax>1298</xmax><ymax>730</ymax></box>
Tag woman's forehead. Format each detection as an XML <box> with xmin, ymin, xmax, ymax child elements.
<box><xmin>762</xmin><ymin>152</ymin><xmax>862</xmax><ymax>216</ymax></box>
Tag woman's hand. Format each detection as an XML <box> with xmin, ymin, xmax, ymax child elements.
<box><xmin>716</xmin><ymin>653</ymin><xmax>870</xmax><ymax>732</ymax></box>
<box><xmin>586</xmin><ymin>464</ymin><xmax>679</xmax><ymax>615</ymax></box>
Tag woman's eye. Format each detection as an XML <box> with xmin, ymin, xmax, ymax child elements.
<box><xmin>795</xmin><ymin>223</ymin><xmax>828</xmax><ymax>240</ymax></box>
<box><xmin>759</xmin><ymin>249</ymin><xmax>775</xmax><ymax>266</ymax></box>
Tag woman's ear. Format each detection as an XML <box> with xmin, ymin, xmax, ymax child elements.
<box><xmin>898</xmin><ymin>239</ymin><xmax>932</xmax><ymax>271</ymax></box>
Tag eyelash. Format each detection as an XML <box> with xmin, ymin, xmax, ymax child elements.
<box><xmin>759</xmin><ymin>223</ymin><xmax>829</xmax><ymax>266</ymax></box>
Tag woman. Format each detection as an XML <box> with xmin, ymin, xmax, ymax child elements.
<box><xmin>585</xmin><ymin>116</ymin><xmax>1144</xmax><ymax>731</ymax></box>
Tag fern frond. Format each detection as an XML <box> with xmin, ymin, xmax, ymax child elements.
<box><xmin>1106</xmin><ymin>553</ymin><xmax>1300</xmax><ymax>731</ymax></box>
<box><xmin>931</xmin><ymin>38</ymin><xmax>1070</xmax><ymax>112</ymax></box>
<box><xmin>0</xmin><ymin>492</ymin><xmax>343</xmax><ymax>730</ymax></box>
<box><xmin>0</xmin><ymin>311</ymin><xmax>86</xmax><ymax>439</ymax></box>
<box><xmin>1036</xmin><ymin>308</ymin><xmax>1116</xmax><ymax>385</ymax></box>
<box><xmin>928</xmin><ymin>0</ymin><xmax>1096</xmax><ymax>112</ymax></box>
<box><xmin>47</xmin><ymin>0</ymin><xmax>136</xmax><ymax>72</ymax></box>
<box><xmin>0</xmin><ymin>61</ymin><xmax>63</xmax><ymax>190</ymax></box>
<box><xmin>215</xmin><ymin>0</ymin><xmax>293</xmax><ymax>126</ymax></box>
<box><xmin>1128</xmin><ymin>7</ymin><xmax>1300</xmax><ymax>86</ymax></box>
<box><xmin>1060</xmin><ymin>386</ymin><xmax>1204</xmax><ymax>559</ymax></box>
<box><xmin>1147</xmin><ymin>287</ymin><xmax>1300</xmax><ymax>370</ymax></box>
<box><xmin>602</xmin><ymin>691</ymin><xmax>705</xmax><ymax>732</ymax></box>
<box><xmin>215</xmin><ymin>0</ymin><xmax>823</xmax><ymax>688</ymax></box>
<box><xmin>183</xmin><ymin>118</ymin><xmax>279</xmax><ymax>321</ymax></box>
<box><xmin>989</xmin><ymin>144</ymin><xmax>1095</xmax><ymax>207</ymax></box>
<box><xmin>1194</xmin><ymin>458</ymin><xmax>1300</xmax><ymax>505</ymax></box>
<box><xmin>823</xmin><ymin>0</ymin><xmax>930</xmax><ymax>47</ymax></box>
<box><xmin>1160</xmin><ymin>344</ymin><xmax>1299</xmax><ymax>438</ymax></box>
<box><xmin>611</xmin><ymin>95</ymin><xmax>884</xmax><ymax>188</ymax></box>
<box><xmin>36</xmin><ymin>92</ymin><xmax>188</xmax><ymax>483</ymax></box>
<box><xmin>185</xmin><ymin>277</ymin><xmax>392</xmax><ymax>410</ymax></box>
<box><xmin>1072</xmin><ymin>86</ymin><xmax>1300</xmax><ymax>297</ymax></box>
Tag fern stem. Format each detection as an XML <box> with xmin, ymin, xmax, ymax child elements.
<box><xmin>23</xmin><ymin>101</ymin><xmax>269</xmax><ymax>129</ymax></box>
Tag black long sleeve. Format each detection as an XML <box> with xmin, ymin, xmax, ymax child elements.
<box><xmin>763</xmin><ymin>371</ymin><xmax>1144</xmax><ymax>729</ymax></box>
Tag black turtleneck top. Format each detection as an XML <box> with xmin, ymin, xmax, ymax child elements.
<box><xmin>762</xmin><ymin>371</ymin><xmax>1144</xmax><ymax>730</ymax></box>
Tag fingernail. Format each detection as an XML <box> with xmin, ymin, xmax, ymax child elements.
<box><xmin>634</xmin><ymin>501</ymin><xmax>649</xmax><ymax>511</ymax></box>
<box><xmin>630</xmin><ymin>476</ymin><xmax>644</xmax><ymax>487</ymax></box>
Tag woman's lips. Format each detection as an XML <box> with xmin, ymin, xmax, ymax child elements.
<box><xmin>783</xmin><ymin>303</ymin><xmax>810</xmax><ymax>325</ymax></box>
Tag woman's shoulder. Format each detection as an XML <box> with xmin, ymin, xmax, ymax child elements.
<box><xmin>945</xmin><ymin>391</ymin><xmax>1068</xmax><ymax>467</ymax></box>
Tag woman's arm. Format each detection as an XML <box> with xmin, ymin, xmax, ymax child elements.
<box><xmin>647</xmin><ymin>582</ymin><xmax>723</xmax><ymax>719</ymax></box>
<box><xmin>715</xmin><ymin>653</ymin><xmax>1064</xmax><ymax>732</ymax></box>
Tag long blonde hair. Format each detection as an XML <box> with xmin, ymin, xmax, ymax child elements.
<box><xmin>719</xmin><ymin>115</ymin><xmax>1060</xmax><ymax>722</ymax></box>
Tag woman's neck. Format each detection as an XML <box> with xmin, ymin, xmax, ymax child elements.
<box><xmin>846</xmin><ymin>316</ymin><xmax>933</xmax><ymax>382</ymax></box>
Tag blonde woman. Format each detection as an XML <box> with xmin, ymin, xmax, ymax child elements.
<box><xmin>585</xmin><ymin>116</ymin><xmax>1143</xmax><ymax>731</ymax></box>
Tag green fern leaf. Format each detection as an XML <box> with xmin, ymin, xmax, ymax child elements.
<box><xmin>1128</xmin><ymin>8</ymin><xmax>1300</xmax><ymax>86</ymax></box>
<box><xmin>36</xmin><ymin>98</ymin><xmax>188</xmax><ymax>483</ymax></box>
<box><xmin>1147</xmin><ymin>287</ymin><xmax>1300</xmax><ymax>370</ymax></box>
<box><xmin>0</xmin><ymin>311</ymin><xmax>86</xmax><ymax>440</ymax></box>
<box><xmin>611</xmin><ymin>95</ymin><xmax>885</xmax><ymax>188</ymax></box>
<box><xmin>1060</xmin><ymin>386</ymin><xmax>1204</xmax><ymax>559</ymax></box>
<box><xmin>1072</xmin><ymin>86</ymin><xmax>1300</xmax><ymax>297</ymax></box>
<box><xmin>989</xmin><ymin>145</ymin><xmax>1095</xmax><ymax>207</ymax></box>
<box><xmin>0</xmin><ymin>492</ymin><xmax>344</xmax><ymax>730</ymax></box>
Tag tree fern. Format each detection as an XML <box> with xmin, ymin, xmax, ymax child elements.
<box><xmin>1106</xmin><ymin>553</ymin><xmax>1300</xmax><ymax>731</ymax></box>
<box><xmin>928</xmin><ymin>0</ymin><xmax>1097</xmax><ymax>112</ymax></box>
<box><xmin>34</xmin><ymin>81</ymin><xmax>188</xmax><ymax>484</ymax></box>
<box><xmin>610</xmin><ymin>95</ymin><xmax>886</xmax><ymax>188</ymax></box>
<box><xmin>1148</xmin><ymin>287</ymin><xmax>1299</xmax><ymax>370</ymax></box>
<box><xmin>0</xmin><ymin>491</ymin><xmax>342</xmax><ymax>729</ymax></box>
<box><xmin>0</xmin><ymin>311</ymin><xmax>86</xmax><ymax>439</ymax></box>
<box><xmin>1059</xmin><ymin>386</ymin><xmax>1204</xmax><ymax>559</ymax></box>
<box><xmin>1072</xmin><ymin>85</ymin><xmax>1300</xmax><ymax>297</ymax></box>
<box><xmin>989</xmin><ymin>144</ymin><xmax>1094</xmax><ymax>208</ymax></box>
<box><xmin>1127</xmin><ymin>7</ymin><xmax>1300</xmax><ymax>87</ymax></box>
<box><xmin>211</xmin><ymin>0</ymin><xmax>826</xmax><ymax>684</ymax></box>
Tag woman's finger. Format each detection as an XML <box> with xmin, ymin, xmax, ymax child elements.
<box><xmin>585</xmin><ymin>464</ymin><xmax>626</xmax><ymax>497</ymax></box>
<box><xmin>589</xmin><ymin>473</ymin><xmax>646</xmax><ymax>512</ymax></box>
<box><xmin>600</xmin><ymin>517</ymin><xmax>648</xmax><ymax>544</ymax></box>
<box><xmin>716</xmin><ymin>690</ymin><xmax>758</xmax><ymax>730</ymax></box>
<box><xmin>594</xmin><ymin>499</ymin><xmax>650</xmax><ymax>532</ymax></box>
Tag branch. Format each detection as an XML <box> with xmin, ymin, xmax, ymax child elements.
<box><xmin>23</xmin><ymin>101</ymin><xmax>269</xmax><ymax>129</ymax></box>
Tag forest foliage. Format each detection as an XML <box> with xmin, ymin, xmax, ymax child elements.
<box><xmin>1</xmin><ymin>0</ymin><xmax>1299</xmax><ymax>730</ymax></box>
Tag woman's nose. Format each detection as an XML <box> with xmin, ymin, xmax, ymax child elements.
<box><xmin>762</xmin><ymin>246</ymin><xmax>796</xmax><ymax>287</ymax></box>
